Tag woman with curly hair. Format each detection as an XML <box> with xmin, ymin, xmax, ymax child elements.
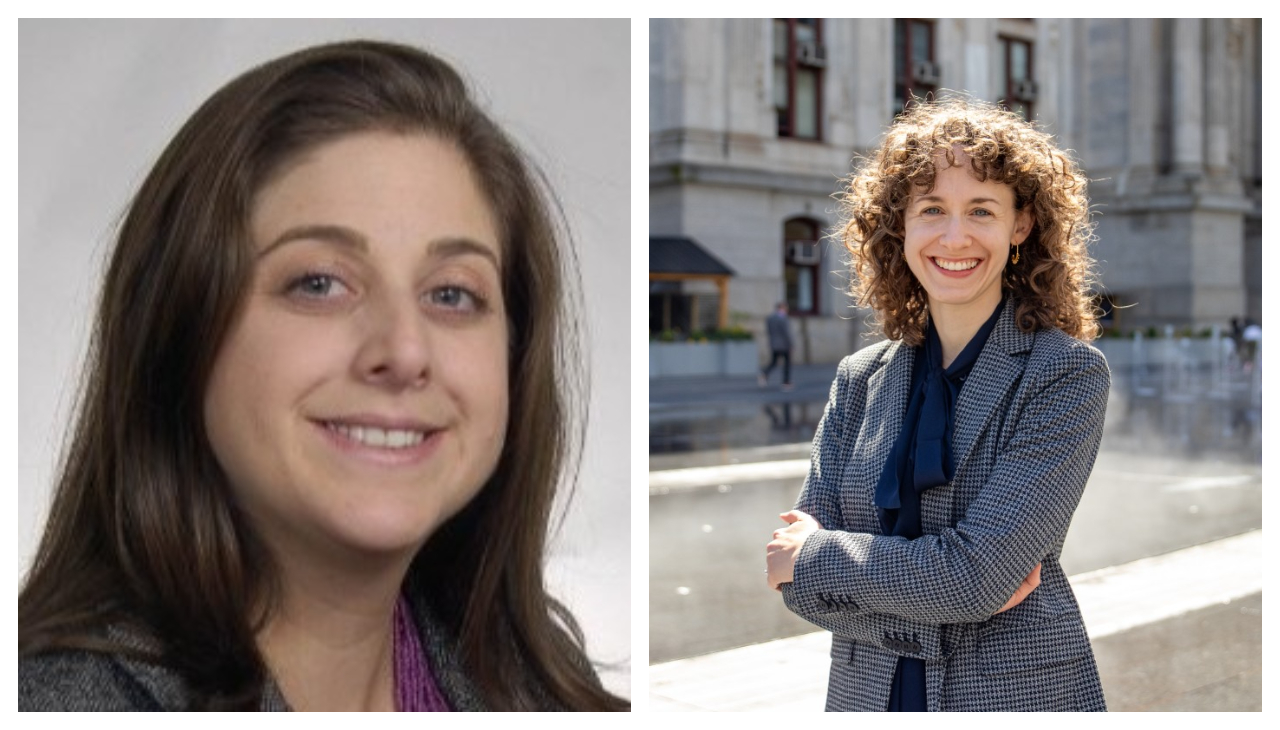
<box><xmin>766</xmin><ymin>97</ymin><xmax>1108</xmax><ymax>711</ymax></box>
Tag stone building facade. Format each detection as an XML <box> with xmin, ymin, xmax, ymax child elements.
<box><xmin>649</xmin><ymin>18</ymin><xmax>1262</xmax><ymax>365</ymax></box>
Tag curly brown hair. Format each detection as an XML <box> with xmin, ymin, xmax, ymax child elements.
<box><xmin>840</xmin><ymin>96</ymin><xmax>1100</xmax><ymax>345</ymax></box>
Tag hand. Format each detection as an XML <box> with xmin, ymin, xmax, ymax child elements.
<box><xmin>766</xmin><ymin>510</ymin><xmax>823</xmax><ymax>592</ymax></box>
<box><xmin>994</xmin><ymin>563</ymin><xmax>1041</xmax><ymax>614</ymax></box>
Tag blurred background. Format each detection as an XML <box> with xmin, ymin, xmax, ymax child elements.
<box><xmin>648</xmin><ymin>18</ymin><xmax>1261</xmax><ymax>712</ymax></box>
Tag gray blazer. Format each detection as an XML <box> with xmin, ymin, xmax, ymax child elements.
<box><xmin>19</xmin><ymin>597</ymin><xmax>488</xmax><ymax>711</ymax></box>
<box><xmin>781</xmin><ymin>303</ymin><xmax>1110</xmax><ymax>712</ymax></box>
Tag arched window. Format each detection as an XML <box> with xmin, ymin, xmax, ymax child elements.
<box><xmin>783</xmin><ymin>218</ymin><xmax>821</xmax><ymax>316</ymax></box>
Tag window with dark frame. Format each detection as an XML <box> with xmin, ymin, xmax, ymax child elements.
<box><xmin>894</xmin><ymin>19</ymin><xmax>938</xmax><ymax>115</ymax></box>
<box><xmin>998</xmin><ymin>36</ymin><xmax>1036</xmax><ymax>119</ymax></box>
<box><xmin>783</xmin><ymin>218</ymin><xmax>821</xmax><ymax>316</ymax></box>
<box><xmin>649</xmin><ymin>280</ymin><xmax>691</xmax><ymax>336</ymax></box>
<box><xmin>773</xmin><ymin>19</ymin><xmax>824</xmax><ymax>140</ymax></box>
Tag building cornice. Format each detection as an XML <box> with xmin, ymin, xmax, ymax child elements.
<box><xmin>649</xmin><ymin>160</ymin><xmax>843</xmax><ymax>196</ymax></box>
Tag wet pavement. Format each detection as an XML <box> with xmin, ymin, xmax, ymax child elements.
<box><xmin>648</xmin><ymin>358</ymin><xmax>1262</xmax><ymax>710</ymax></box>
<box><xmin>650</xmin><ymin>363</ymin><xmax>837</xmax><ymax>460</ymax></box>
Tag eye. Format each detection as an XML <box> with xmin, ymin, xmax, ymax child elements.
<box><xmin>426</xmin><ymin>285</ymin><xmax>486</xmax><ymax>314</ymax></box>
<box><xmin>921</xmin><ymin>206</ymin><xmax>943</xmax><ymax>215</ymax></box>
<box><xmin>286</xmin><ymin>272</ymin><xmax>351</xmax><ymax>299</ymax></box>
<box><xmin>973</xmin><ymin>208</ymin><xmax>993</xmax><ymax>217</ymax></box>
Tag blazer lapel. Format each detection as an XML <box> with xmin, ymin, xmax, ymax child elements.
<box><xmin>951</xmin><ymin>301</ymin><xmax>1034</xmax><ymax>475</ymax></box>
<box><xmin>851</xmin><ymin>340</ymin><xmax>913</xmax><ymax>526</ymax></box>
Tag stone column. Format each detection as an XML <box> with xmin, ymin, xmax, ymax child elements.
<box><xmin>1204</xmin><ymin>18</ymin><xmax>1236</xmax><ymax>176</ymax></box>
<box><xmin>1170</xmin><ymin>18</ymin><xmax>1204</xmax><ymax>174</ymax></box>
<box><xmin>1125</xmin><ymin>18</ymin><xmax>1158</xmax><ymax>189</ymax></box>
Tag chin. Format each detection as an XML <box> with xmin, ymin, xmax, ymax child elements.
<box><xmin>325</xmin><ymin>502</ymin><xmax>453</xmax><ymax>557</ymax></box>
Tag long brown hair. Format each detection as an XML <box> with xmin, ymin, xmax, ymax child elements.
<box><xmin>19</xmin><ymin>40</ymin><xmax>626</xmax><ymax>711</ymax></box>
<box><xmin>841</xmin><ymin>96</ymin><xmax>1100</xmax><ymax>345</ymax></box>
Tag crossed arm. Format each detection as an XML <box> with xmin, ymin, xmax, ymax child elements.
<box><xmin>768</xmin><ymin>510</ymin><xmax>1043</xmax><ymax>612</ymax></box>
<box><xmin>767</xmin><ymin>343</ymin><xmax>1108</xmax><ymax>630</ymax></box>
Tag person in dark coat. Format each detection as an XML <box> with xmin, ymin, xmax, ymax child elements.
<box><xmin>760</xmin><ymin>302</ymin><xmax>794</xmax><ymax>389</ymax></box>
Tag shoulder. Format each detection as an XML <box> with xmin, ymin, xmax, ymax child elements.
<box><xmin>836</xmin><ymin>338</ymin><xmax>898</xmax><ymax>384</ymax></box>
<box><xmin>20</xmin><ymin>619</ymin><xmax>207</xmax><ymax>711</ymax></box>
<box><xmin>20</xmin><ymin>649</ymin><xmax>163</xmax><ymax>711</ymax></box>
<box><xmin>1026</xmin><ymin>328</ymin><xmax>1110</xmax><ymax>383</ymax></box>
<box><xmin>815</xmin><ymin>339</ymin><xmax>900</xmax><ymax>436</ymax></box>
<box><xmin>1012</xmin><ymin>329</ymin><xmax>1111</xmax><ymax>419</ymax></box>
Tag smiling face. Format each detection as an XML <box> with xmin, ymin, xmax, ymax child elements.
<box><xmin>203</xmin><ymin>132</ymin><xmax>508</xmax><ymax>566</ymax></box>
<box><xmin>903</xmin><ymin>150</ymin><xmax>1033</xmax><ymax>322</ymax></box>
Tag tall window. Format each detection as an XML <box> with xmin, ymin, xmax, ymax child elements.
<box><xmin>784</xmin><ymin>218</ymin><xmax>821</xmax><ymax>315</ymax></box>
<box><xmin>894</xmin><ymin>19</ymin><xmax>938</xmax><ymax>115</ymax></box>
<box><xmin>773</xmin><ymin>19</ymin><xmax>824</xmax><ymax>140</ymax></box>
<box><xmin>998</xmin><ymin>36</ymin><xmax>1036</xmax><ymax>119</ymax></box>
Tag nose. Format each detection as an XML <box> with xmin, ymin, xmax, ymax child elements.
<box><xmin>354</xmin><ymin>294</ymin><xmax>431</xmax><ymax>390</ymax></box>
<box><xmin>939</xmin><ymin>214</ymin><xmax>969</xmax><ymax>249</ymax></box>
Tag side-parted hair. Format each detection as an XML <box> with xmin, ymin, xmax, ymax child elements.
<box><xmin>840</xmin><ymin>96</ymin><xmax>1100</xmax><ymax>345</ymax></box>
<box><xmin>19</xmin><ymin>40</ymin><xmax>626</xmax><ymax>711</ymax></box>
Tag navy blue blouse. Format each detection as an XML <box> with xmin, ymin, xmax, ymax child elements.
<box><xmin>874</xmin><ymin>298</ymin><xmax>1006</xmax><ymax>712</ymax></box>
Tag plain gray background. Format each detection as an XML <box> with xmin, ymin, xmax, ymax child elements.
<box><xmin>19</xmin><ymin>19</ymin><xmax>630</xmax><ymax>696</ymax></box>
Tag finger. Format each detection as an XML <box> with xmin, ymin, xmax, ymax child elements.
<box><xmin>790</xmin><ymin>509</ymin><xmax>822</xmax><ymax>530</ymax></box>
<box><xmin>779</xmin><ymin>511</ymin><xmax>801</xmax><ymax>524</ymax></box>
<box><xmin>1026</xmin><ymin>563</ymin><xmax>1042</xmax><ymax>587</ymax></box>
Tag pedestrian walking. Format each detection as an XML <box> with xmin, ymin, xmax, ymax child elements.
<box><xmin>1242</xmin><ymin>319</ymin><xmax>1262</xmax><ymax>372</ymax></box>
<box><xmin>760</xmin><ymin>302</ymin><xmax>794</xmax><ymax>389</ymax></box>
<box><xmin>766</xmin><ymin>97</ymin><xmax>1109</xmax><ymax>711</ymax></box>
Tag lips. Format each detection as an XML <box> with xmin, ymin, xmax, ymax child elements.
<box><xmin>931</xmin><ymin>257</ymin><xmax>980</xmax><ymax>272</ymax></box>
<box><xmin>324</xmin><ymin>422</ymin><xmax>430</xmax><ymax>449</ymax></box>
<box><xmin>313</xmin><ymin>416</ymin><xmax>443</xmax><ymax>455</ymax></box>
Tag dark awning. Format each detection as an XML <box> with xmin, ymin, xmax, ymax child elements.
<box><xmin>649</xmin><ymin>236</ymin><xmax>735</xmax><ymax>276</ymax></box>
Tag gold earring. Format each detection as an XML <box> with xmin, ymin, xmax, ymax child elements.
<box><xmin>1011</xmin><ymin>241</ymin><xmax>1020</xmax><ymax>264</ymax></box>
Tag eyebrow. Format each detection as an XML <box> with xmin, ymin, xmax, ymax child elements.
<box><xmin>913</xmin><ymin>195</ymin><xmax>1005</xmax><ymax>207</ymax></box>
<box><xmin>258</xmin><ymin>224</ymin><xmax>501</xmax><ymax>271</ymax></box>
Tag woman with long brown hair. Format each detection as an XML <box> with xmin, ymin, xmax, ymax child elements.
<box><xmin>766</xmin><ymin>97</ymin><xmax>1109</xmax><ymax>711</ymax></box>
<box><xmin>20</xmin><ymin>39</ymin><xmax>627</xmax><ymax>711</ymax></box>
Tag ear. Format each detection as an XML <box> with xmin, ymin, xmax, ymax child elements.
<box><xmin>1012</xmin><ymin>207</ymin><xmax>1034</xmax><ymax>245</ymax></box>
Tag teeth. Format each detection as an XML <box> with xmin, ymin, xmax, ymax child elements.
<box><xmin>327</xmin><ymin>422</ymin><xmax>427</xmax><ymax>449</ymax></box>
<box><xmin>934</xmin><ymin>258</ymin><xmax>979</xmax><ymax>271</ymax></box>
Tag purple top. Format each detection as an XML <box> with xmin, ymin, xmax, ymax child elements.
<box><xmin>394</xmin><ymin>594</ymin><xmax>451</xmax><ymax>712</ymax></box>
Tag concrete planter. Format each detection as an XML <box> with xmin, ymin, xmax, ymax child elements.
<box><xmin>649</xmin><ymin>340</ymin><xmax>758</xmax><ymax>379</ymax></box>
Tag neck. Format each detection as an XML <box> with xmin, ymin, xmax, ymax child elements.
<box><xmin>929</xmin><ymin>295</ymin><xmax>1002</xmax><ymax>368</ymax></box>
<box><xmin>257</xmin><ymin>546</ymin><xmax>415</xmax><ymax>711</ymax></box>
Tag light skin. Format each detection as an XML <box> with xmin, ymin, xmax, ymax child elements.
<box><xmin>203</xmin><ymin>131</ymin><xmax>509</xmax><ymax>710</ymax></box>
<box><xmin>766</xmin><ymin>149</ymin><xmax>1040</xmax><ymax>612</ymax></box>
<box><xmin>903</xmin><ymin>150</ymin><xmax>1033</xmax><ymax>367</ymax></box>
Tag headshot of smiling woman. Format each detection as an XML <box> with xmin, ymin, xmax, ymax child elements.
<box><xmin>19</xmin><ymin>37</ymin><xmax>627</xmax><ymax>711</ymax></box>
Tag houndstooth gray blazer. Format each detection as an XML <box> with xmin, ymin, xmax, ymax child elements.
<box><xmin>780</xmin><ymin>302</ymin><xmax>1109</xmax><ymax>712</ymax></box>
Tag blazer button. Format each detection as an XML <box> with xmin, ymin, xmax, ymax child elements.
<box><xmin>909</xmin><ymin>641</ymin><xmax>922</xmax><ymax>654</ymax></box>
